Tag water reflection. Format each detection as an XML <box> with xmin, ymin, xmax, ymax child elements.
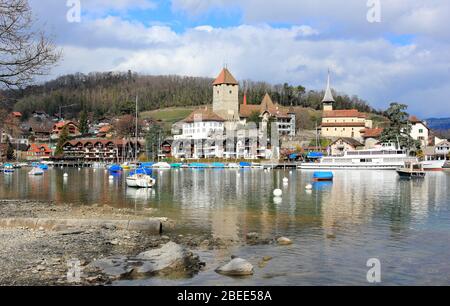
<box><xmin>1</xmin><ymin>169</ymin><xmax>450</xmax><ymax>284</ymax></box>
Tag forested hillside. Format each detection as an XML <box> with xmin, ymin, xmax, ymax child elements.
<box><xmin>1</xmin><ymin>71</ymin><xmax>379</xmax><ymax>120</ymax></box>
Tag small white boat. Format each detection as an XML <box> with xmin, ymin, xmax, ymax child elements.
<box><xmin>227</xmin><ymin>163</ymin><xmax>240</xmax><ymax>168</ymax></box>
<box><xmin>29</xmin><ymin>167</ymin><xmax>44</xmax><ymax>176</ymax></box>
<box><xmin>251</xmin><ymin>163</ymin><xmax>264</xmax><ymax>169</ymax></box>
<box><xmin>126</xmin><ymin>174</ymin><xmax>156</xmax><ymax>188</ymax></box>
<box><xmin>3</xmin><ymin>164</ymin><xmax>14</xmax><ymax>173</ymax></box>
<box><xmin>420</xmin><ymin>159</ymin><xmax>446</xmax><ymax>171</ymax></box>
<box><xmin>152</xmin><ymin>162</ymin><xmax>171</xmax><ymax>169</ymax></box>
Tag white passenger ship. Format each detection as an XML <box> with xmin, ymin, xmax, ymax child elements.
<box><xmin>299</xmin><ymin>144</ymin><xmax>417</xmax><ymax>170</ymax></box>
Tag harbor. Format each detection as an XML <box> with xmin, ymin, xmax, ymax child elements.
<box><xmin>1</xmin><ymin>167</ymin><xmax>450</xmax><ymax>285</ymax></box>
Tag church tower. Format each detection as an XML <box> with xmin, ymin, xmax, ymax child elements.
<box><xmin>212</xmin><ymin>67</ymin><xmax>239</xmax><ymax>120</ymax></box>
<box><xmin>322</xmin><ymin>71</ymin><xmax>335</xmax><ymax>111</ymax></box>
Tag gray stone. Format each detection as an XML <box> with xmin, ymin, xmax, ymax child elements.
<box><xmin>277</xmin><ymin>237</ymin><xmax>293</xmax><ymax>245</ymax></box>
<box><xmin>215</xmin><ymin>258</ymin><xmax>254</xmax><ymax>276</ymax></box>
<box><xmin>135</xmin><ymin>242</ymin><xmax>193</xmax><ymax>275</ymax></box>
<box><xmin>89</xmin><ymin>256</ymin><xmax>133</xmax><ymax>278</ymax></box>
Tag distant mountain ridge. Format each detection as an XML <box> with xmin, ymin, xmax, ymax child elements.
<box><xmin>426</xmin><ymin>118</ymin><xmax>450</xmax><ymax>131</ymax></box>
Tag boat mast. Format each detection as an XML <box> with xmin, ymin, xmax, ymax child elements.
<box><xmin>135</xmin><ymin>95</ymin><xmax>138</xmax><ymax>163</ymax></box>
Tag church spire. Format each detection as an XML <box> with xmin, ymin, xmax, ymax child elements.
<box><xmin>322</xmin><ymin>69</ymin><xmax>335</xmax><ymax>103</ymax></box>
<box><xmin>322</xmin><ymin>70</ymin><xmax>335</xmax><ymax>111</ymax></box>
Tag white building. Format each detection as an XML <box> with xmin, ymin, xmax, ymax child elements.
<box><xmin>409</xmin><ymin>116</ymin><xmax>430</xmax><ymax>147</ymax></box>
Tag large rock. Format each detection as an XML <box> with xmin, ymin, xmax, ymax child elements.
<box><xmin>215</xmin><ymin>258</ymin><xmax>254</xmax><ymax>276</ymax></box>
<box><xmin>89</xmin><ymin>256</ymin><xmax>133</xmax><ymax>279</ymax></box>
<box><xmin>277</xmin><ymin>237</ymin><xmax>293</xmax><ymax>245</ymax></box>
<box><xmin>89</xmin><ymin>242</ymin><xmax>202</xmax><ymax>279</ymax></box>
<box><xmin>134</xmin><ymin>242</ymin><xmax>199</xmax><ymax>276</ymax></box>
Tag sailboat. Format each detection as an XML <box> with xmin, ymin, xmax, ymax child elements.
<box><xmin>126</xmin><ymin>95</ymin><xmax>156</xmax><ymax>188</ymax></box>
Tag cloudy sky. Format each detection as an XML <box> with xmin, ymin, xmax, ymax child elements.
<box><xmin>28</xmin><ymin>0</ymin><xmax>450</xmax><ymax>117</ymax></box>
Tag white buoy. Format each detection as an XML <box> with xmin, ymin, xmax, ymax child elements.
<box><xmin>78</xmin><ymin>168</ymin><xmax>81</xmax><ymax>171</ymax></box>
<box><xmin>159</xmin><ymin>171</ymin><xmax>163</xmax><ymax>175</ymax></box>
<box><xmin>109</xmin><ymin>175</ymin><xmax>114</xmax><ymax>180</ymax></box>
<box><xmin>283</xmin><ymin>177</ymin><xmax>289</xmax><ymax>184</ymax></box>
<box><xmin>273</xmin><ymin>189</ymin><xmax>282</xmax><ymax>197</ymax></box>
<box><xmin>60</xmin><ymin>166</ymin><xmax>63</xmax><ymax>169</ymax></box>
<box><xmin>306</xmin><ymin>184</ymin><xmax>313</xmax><ymax>190</ymax></box>
<box><xmin>63</xmin><ymin>173</ymin><xmax>68</xmax><ymax>178</ymax></box>
<box><xmin>289</xmin><ymin>171</ymin><xmax>292</xmax><ymax>175</ymax></box>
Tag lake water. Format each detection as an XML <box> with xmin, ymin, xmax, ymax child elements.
<box><xmin>1</xmin><ymin>168</ymin><xmax>450</xmax><ymax>285</ymax></box>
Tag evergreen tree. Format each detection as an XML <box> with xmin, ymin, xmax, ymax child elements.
<box><xmin>380</xmin><ymin>103</ymin><xmax>419</xmax><ymax>150</ymax></box>
<box><xmin>79</xmin><ymin>110</ymin><xmax>89</xmax><ymax>135</ymax></box>
<box><xmin>145</xmin><ymin>125</ymin><xmax>164</xmax><ymax>161</ymax></box>
<box><xmin>55</xmin><ymin>125</ymin><xmax>69</xmax><ymax>156</ymax></box>
<box><xmin>6</xmin><ymin>140</ymin><xmax>15</xmax><ymax>161</ymax></box>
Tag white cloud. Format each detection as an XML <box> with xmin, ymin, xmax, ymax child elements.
<box><xmin>28</xmin><ymin>1</ymin><xmax>450</xmax><ymax>117</ymax></box>
<box><xmin>172</xmin><ymin>0</ymin><xmax>450</xmax><ymax>40</ymax></box>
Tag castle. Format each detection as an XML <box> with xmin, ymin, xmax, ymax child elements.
<box><xmin>172</xmin><ymin>67</ymin><xmax>296</xmax><ymax>159</ymax></box>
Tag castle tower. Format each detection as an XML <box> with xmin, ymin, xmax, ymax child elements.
<box><xmin>212</xmin><ymin>68</ymin><xmax>239</xmax><ymax>120</ymax></box>
<box><xmin>322</xmin><ymin>70</ymin><xmax>335</xmax><ymax>111</ymax></box>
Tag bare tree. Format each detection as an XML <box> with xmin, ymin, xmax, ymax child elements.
<box><xmin>0</xmin><ymin>0</ymin><xmax>60</xmax><ymax>88</ymax></box>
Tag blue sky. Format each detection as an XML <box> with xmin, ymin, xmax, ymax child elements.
<box><xmin>28</xmin><ymin>0</ymin><xmax>450</xmax><ymax>118</ymax></box>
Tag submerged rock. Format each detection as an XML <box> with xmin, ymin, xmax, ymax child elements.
<box><xmin>89</xmin><ymin>256</ymin><xmax>133</xmax><ymax>279</ymax></box>
<box><xmin>89</xmin><ymin>242</ymin><xmax>203</xmax><ymax>280</ymax></box>
<box><xmin>135</xmin><ymin>242</ymin><xmax>200</xmax><ymax>276</ymax></box>
<box><xmin>215</xmin><ymin>258</ymin><xmax>254</xmax><ymax>276</ymax></box>
<box><xmin>277</xmin><ymin>237</ymin><xmax>293</xmax><ymax>245</ymax></box>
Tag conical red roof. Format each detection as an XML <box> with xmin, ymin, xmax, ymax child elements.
<box><xmin>213</xmin><ymin>68</ymin><xmax>238</xmax><ymax>86</ymax></box>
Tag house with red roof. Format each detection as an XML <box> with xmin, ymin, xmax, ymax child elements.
<box><xmin>26</xmin><ymin>143</ymin><xmax>52</xmax><ymax>160</ymax></box>
<box><xmin>61</xmin><ymin>139</ymin><xmax>142</xmax><ymax>162</ymax></box>
<box><xmin>51</xmin><ymin>121</ymin><xmax>81</xmax><ymax>140</ymax></box>
<box><xmin>409</xmin><ymin>116</ymin><xmax>430</xmax><ymax>147</ymax></box>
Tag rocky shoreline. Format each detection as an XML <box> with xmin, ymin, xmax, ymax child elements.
<box><xmin>0</xmin><ymin>200</ymin><xmax>290</xmax><ymax>286</ymax></box>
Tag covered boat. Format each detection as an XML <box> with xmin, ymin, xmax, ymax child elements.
<box><xmin>189</xmin><ymin>163</ymin><xmax>209</xmax><ymax>169</ymax></box>
<box><xmin>313</xmin><ymin>171</ymin><xmax>334</xmax><ymax>181</ymax></box>
<box><xmin>109</xmin><ymin>164</ymin><xmax>123</xmax><ymax>173</ymax></box>
<box><xmin>170</xmin><ymin>163</ymin><xmax>183</xmax><ymax>168</ymax></box>
<box><xmin>239</xmin><ymin>162</ymin><xmax>251</xmax><ymax>168</ymax></box>
<box><xmin>38</xmin><ymin>164</ymin><xmax>49</xmax><ymax>170</ymax></box>
<box><xmin>211</xmin><ymin>162</ymin><xmax>225</xmax><ymax>168</ymax></box>
<box><xmin>29</xmin><ymin>167</ymin><xmax>44</xmax><ymax>176</ymax></box>
<box><xmin>140</xmin><ymin>162</ymin><xmax>155</xmax><ymax>168</ymax></box>
<box><xmin>152</xmin><ymin>162</ymin><xmax>171</xmax><ymax>169</ymax></box>
<box><xmin>3</xmin><ymin>163</ymin><xmax>14</xmax><ymax>173</ymax></box>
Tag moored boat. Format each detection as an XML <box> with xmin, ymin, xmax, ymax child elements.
<box><xmin>420</xmin><ymin>159</ymin><xmax>446</xmax><ymax>171</ymax></box>
<box><xmin>29</xmin><ymin>167</ymin><xmax>44</xmax><ymax>176</ymax></box>
<box><xmin>313</xmin><ymin>171</ymin><xmax>334</xmax><ymax>182</ymax></box>
<box><xmin>109</xmin><ymin>164</ymin><xmax>123</xmax><ymax>173</ymax></box>
<box><xmin>126</xmin><ymin>174</ymin><xmax>156</xmax><ymax>188</ymax></box>
<box><xmin>152</xmin><ymin>162</ymin><xmax>171</xmax><ymax>169</ymax></box>
<box><xmin>396</xmin><ymin>162</ymin><xmax>426</xmax><ymax>179</ymax></box>
<box><xmin>300</xmin><ymin>144</ymin><xmax>416</xmax><ymax>170</ymax></box>
<box><xmin>3</xmin><ymin>163</ymin><xmax>14</xmax><ymax>173</ymax></box>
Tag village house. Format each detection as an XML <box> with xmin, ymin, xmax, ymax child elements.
<box><xmin>320</xmin><ymin>73</ymin><xmax>373</xmax><ymax>141</ymax></box>
<box><xmin>61</xmin><ymin>139</ymin><xmax>142</xmax><ymax>162</ymax></box>
<box><xmin>361</xmin><ymin>127</ymin><xmax>384</xmax><ymax>149</ymax></box>
<box><xmin>409</xmin><ymin>116</ymin><xmax>430</xmax><ymax>147</ymax></box>
<box><xmin>329</xmin><ymin>137</ymin><xmax>364</xmax><ymax>156</ymax></box>
<box><xmin>51</xmin><ymin>121</ymin><xmax>81</xmax><ymax>140</ymax></box>
<box><xmin>11</xmin><ymin>112</ymin><xmax>22</xmax><ymax>119</ymax></box>
<box><xmin>172</xmin><ymin>67</ymin><xmax>296</xmax><ymax>159</ymax></box>
<box><xmin>26</xmin><ymin>143</ymin><xmax>52</xmax><ymax>161</ymax></box>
